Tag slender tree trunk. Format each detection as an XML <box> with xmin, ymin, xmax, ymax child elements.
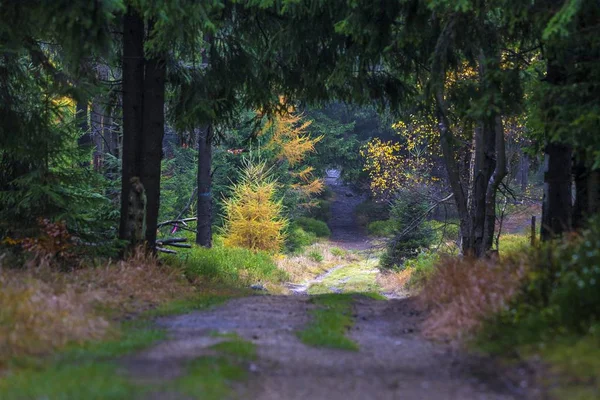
<box><xmin>541</xmin><ymin>143</ymin><xmax>572</xmax><ymax>240</ymax></box>
<box><xmin>518</xmin><ymin>151</ymin><xmax>529</xmax><ymax>192</ymax></box>
<box><xmin>195</xmin><ymin>32</ymin><xmax>214</xmax><ymax>248</ymax></box>
<box><xmin>91</xmin><ymin>99</ymin><xmax>103</xmax><ymax>171</ymax></box>
<box><xmin>119</xmin><ymin>7</ymin><xmax>145</xmax><ymax>244</ymax></box>
<box><xmin>141</xmin><ymin>54</ymin><xmax>166</xmax><ymax>249</ymax></box>
<box><xmin>435</xmin><ymin>92</ymin><xmax>471</xmax><ymax>255</ymax></box>
<box><xmin>588</xmin><ymin>169</ymin><xmax>600</xmax><ymax>217</ymax></box>
<box><xmin>482</xmin><ymin>116</ymin><xmax>507</xmax><ymax>254</ymax></box>
<box><xmin>196</xmin><ymin>125</ymin><xmax>213</xmax><ymax>247</ymax></box>
<box><xmin>76</xmin><ymin>99</ymin><xmax>91</xmax><ymax>148</ymax></box>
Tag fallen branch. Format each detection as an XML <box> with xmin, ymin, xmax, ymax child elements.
<box><xmin>157</xmin><ymin>218</ymin><xmax>197</xmax><ymax>228</ymax></box>
<box><xmin>156</xmin><ymin>237</ymin><xmax>187</xmax><ymax>245</ymax></box>
<box><xmin>156</xmin><ymin>247</ymin><xmax>177</xmax><ymax>254</ymax></box>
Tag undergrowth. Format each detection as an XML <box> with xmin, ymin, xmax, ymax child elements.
<box><xmin>164</xmin><ymin>244</ymin><xmax>288</xmax><ymax>287</ymax></box>
<box><xmin>0</xmin><ymin>249</ymin><xmax>193</xmax><ymax>367</ymax></box>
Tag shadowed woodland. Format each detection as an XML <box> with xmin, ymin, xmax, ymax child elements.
<box><xmin>1</xmin><ymin>1</ymin><xmax>599</xmax><ymax>399</ymax></box>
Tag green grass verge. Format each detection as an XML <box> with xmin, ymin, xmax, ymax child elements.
<box><xmin>542</xmin><ymin>334</ymin><xmax>600</xmax><ymax>400</ymax></box>
<box><xmin>146</xmin><ymin>293</ymin><xmax>233</xmax><ymax>318</ymax></box>
<box><xmin>0</xmin><ymin>323</ymin><xmax>162</xmax><ymax>400</ymax></box>
<box><xmin>297</xmin><ymin>294</ymin><xmax>359</xmax><ymax>351</ymax></box>
<box><xmin>0</xmin><ymin>293</ymin><xmax>234</xmax><ymax>400</ymax></box>
<box><xmin>173</xmin><ymin>336</ymin><xmax>257</xmax><ymax>399</ymax></box>
<box><xmin>0</xmin><ymin>362</ymin><xmax>139</xmax><ymax>400</ymax></box>
<box><xmin>174</xmin><ymin>356</ymin><xmax>247</xmax><ymax>400</ymax></box>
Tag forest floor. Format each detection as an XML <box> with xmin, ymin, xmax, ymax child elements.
<box><xmin>0</xmin><ymin>180</ymin><xmax>542</xmax><ymax>399</ymax></box>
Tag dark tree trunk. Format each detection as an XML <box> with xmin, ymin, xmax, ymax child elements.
<box><xmin>119</xmin><ymin>7</ymin><xmax>145</xmax><ymax>244</ymax></box>
<box><xmin>589</xmin><ymin>170</ymin><xmax>600</xmax><ymax>217</ymax></box>
<box><xmin>541</xmin><ymin>143</ymin><xmax>572</xmax><ymax>240</ymax></box>
<box><xmin>469</xmin><ymin>119</ymin><xmax>496</xmax><ymax>257</ymax></box>
<box><xmin>196</xmin><ymin>125</ymin><xmax>213</xmax><ymax>247</ymax></box>
<box><xmin>91</xmin><ymin>99</ymin><xmax>103</xmax><ymax>171</ymax></box>
<box><xmin>141</xmin><ymin>54</ymin><xmax>166</xmax><ymax>249</ymax></box>
<box><xmin>573</xmin><ymin>157</ymin><xmax>589</xmax><ymax>230</ymax></box>
<box><xmin>482</xmin><ymin>116</ymin><xmax>507</xmax><ymax>255</ymax></box>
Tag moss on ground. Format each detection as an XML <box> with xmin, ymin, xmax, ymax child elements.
<box><xmin>297</xmin><ymin>294</ymin><xmax>359</xmax><ymax>351</ymax></box>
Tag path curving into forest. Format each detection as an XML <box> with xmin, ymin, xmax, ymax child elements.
<box><xmin>325</xmin><ymin>173</ymin><xmax>372</xmax><ymax>251</ymax></box>
<box><xmin>119</xmin><ymin>173</ymin><xmax>538</xmax><ymax>399</ymax></box>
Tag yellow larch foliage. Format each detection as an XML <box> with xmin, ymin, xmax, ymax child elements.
<box><xmin>261</xmin><ymin>112</ymin><xmax>325</xmax><ymax>204</ymax></box>
<box><xmin>262</xmin><ymin>113</ymin><xmax>323</xmax><ymax>166</ymax></box>
<box><xmin>222</xmin><ymin>160</ymin><xmax>287</xmax><ymax>253</ymax></box>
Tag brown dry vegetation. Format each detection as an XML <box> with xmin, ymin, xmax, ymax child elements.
<box><xmin>376</xmin><ymin>268</ymin><xmax>413</xmax><ymax>297</ymax></box>
<box><xmin>0</xmin><ymin>249</ymin><xmax>194</xmax><ymax>368</ymax></box>
<box><xmin>276</xmin><ymin>243</ymin><xmax>360</xmax><ymax>283</ymax></box>
<box><xmin>418</xmin><ymin>256</ymin><xmax>527</xmax><ymax>342</ymax></box>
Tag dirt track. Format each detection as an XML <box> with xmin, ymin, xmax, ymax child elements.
<box><xmin>124</xmin><ymin>295</ymin><xmax>536</xmax><ymax>399</ymax></box>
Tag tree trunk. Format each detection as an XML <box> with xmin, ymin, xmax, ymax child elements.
<box><xmin>119</xmin><ymin>7</ymin><xmax>145</xmax><ymax>244</ymax></box>
<box><xmin>91</xmin><ymin>99</ymin><xmax>103</xmax><ymax>171</ymax></box>
<box><xmin>435</xmin><ymin>91</ymin><xmax>471</xmax><ymax>255</ymax></box>
<box><xmin>141</xmin><ymin>54</ymin><xmax>166</xmax><ymax>249</ymax></box>
<box><xmin>196</xmin><ymin>125</ymin><xmax>213</xmax><ymax>247</ymax></box>
<box><xmin>76</xmin><ymin>99</ymin><xmax>91</xmax><ymax>149</ymax></box>
<box><xmin>517</xmin><ymin>151</ymin><xmax>529</xmax><ymax>192</ymax></box>
<box><xmin>541</xmin><ymin>143</ymin><xmax>572</xmax><ymax>240</ymax></box>
<box><xmin>482</xmin><ymin>116</ymin><xmax>507</xmax><ymax>254</ymax></box>
<box><xmin>588</xmin><ymin>169</ymin><xmax>600</xmax><ymax>217</ymax></box>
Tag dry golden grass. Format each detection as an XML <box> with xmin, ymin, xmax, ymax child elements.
<box><xmin>276</xmin><ymin>243</ymin><xmax>359</xmax><ymax>284</ymax></box>
<box><xmin>376</xmin><ymin>268</ymin><xmax>413</xmax><ymax>297</ymax></box>
<box><xmin>0</xmin><ymin>249</ymin><xmax>194</xmax><ymax>367</ymax></box>
<box><xmin>418</xmin><ymin>256</ymin><xmax>527</xmax><ymax>342</ymax></box>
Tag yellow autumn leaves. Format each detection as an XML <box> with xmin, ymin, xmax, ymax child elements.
<box><xmin>222</xmin><ymin>112</ymin><xmax>323</xmax><ymax>252</ymax></box>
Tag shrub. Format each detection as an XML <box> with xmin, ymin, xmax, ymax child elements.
<box><xmin>354</xmin><ymin>200</ymin><xmax>389</xmax><ymax>227</ymax></box>
<box><xmin>428</xmin><ymin>220</ymin><xmax>460</xmax><ymax>243</ymax></box>
<box><xmin>404</xmin><ymin>251</ymin><xmax>440</xmax><ymax>288</ymax></box>
<box><xmin>367</xmin><ymin>220</ymin><xmax>395</xmax><ymax>237</ymax></box>
<box><xmin>380</xmin><ymin>191</ymin><xmax>435</xmax><ymax>269</ymax></box>
<box><xmin>222</xmin><ymin>160</ymin><xmax>287</xmax><ymax>253</ymax></box>
<box><xmin>308</xmin><ymin>250</ymin><xmax>324</xmax><ymax>262</ymax></box>
<box><xmin>330</xmin><ymin>247</ymin><xmax>346</xmax><ymax>257</ymax></box>
<box><xmin>167</xmin><ymin>245</ymin><xmax>287</xmax><ymax>286</ymax></box>
<box><xmin>285</xmin><ymin>226</ymin><xmax>318</xmax><ymax>253</ymax></box>
<box><xmin>419</xmin><ymin>255</ymin><xmax>527</xmax><ymax>341</ymax></box>
<box><xmin>306</xmin><ymin>199</ymin><xmax>332</xmax><ymax>222</ymax></box>
<box><xmin>293</xmin><ymin>217</ymin><xmax>331</xmax><ymax>238</ymax></box>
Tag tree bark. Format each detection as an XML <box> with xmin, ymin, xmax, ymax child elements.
<box><xmin>141</xmin><ymin>54</ymin><xmax>166</xmax><ymax>248</ymax></box>
<box><xmin>482</xmin><ymin>116</ymin><xmax>507</xmax><ymax>255</ymax></box>
<box><xmin>541</xmin><ymin>142</ymin><xmax>572</xmax><ymax>240</ymax></box>
<box><xmin>435</xmin><ymin>91</ymin><xmax>471</xmax><ymax>255</ymax></box>
<box><xmin>91</xmin><ymin>99</ymin><xmax>103</xmax><ymax>171</ymax></box>
<box><xmin>119</xmin><ymin>7</ymin><xmax>145</xmax><ymax>244</ymax></box>
<box><xmin>76</xmin><ymin>99</ymin><xmax>91</xmax><ymax>149</ymax></box>
<box><xmin>196</xmin><ymin>125</ymin><xmax>213</xmax><ymax>247</ymax></box>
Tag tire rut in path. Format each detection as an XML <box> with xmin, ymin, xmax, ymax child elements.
<box><xmin>123</xmin><ymin>295</ymin><xmax>536</xmax><ymax>400</ymax></box>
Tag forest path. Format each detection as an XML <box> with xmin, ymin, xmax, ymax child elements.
<box><xmin>120</xmin><ymin>176</ymin><xmax>535</xmax><ymax>399</ymax></box>
<box><xmin>124</xmin><ymin>295</ymin><xmax>534</xmax><ymax>400</ymax></box>
<box><xmin>325</xmin><ymin>173</ymin><xmax>373</xmax><ymax>251</ymax></box>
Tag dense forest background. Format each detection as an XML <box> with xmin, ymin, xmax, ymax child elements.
<box><xmin>1</xmin><ymin>1</ymin><xmax>599</xmax><ymax>398</ymax></box>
